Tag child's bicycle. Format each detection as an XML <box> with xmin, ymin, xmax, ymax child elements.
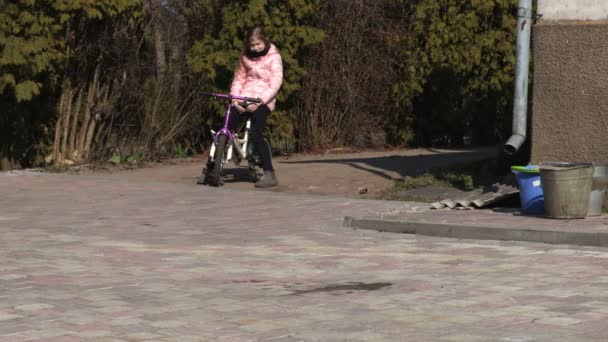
<box><xmin>197</xmin><ymin>92</ymin><xmax>271</xmax><ymax>187</ymax></box>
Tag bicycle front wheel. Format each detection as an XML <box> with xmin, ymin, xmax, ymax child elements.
<box><xmin>209</xmin><ymin>134</ymin><xmax>228</xmax><ymax>186</ymax></box>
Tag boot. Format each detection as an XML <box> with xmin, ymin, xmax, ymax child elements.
<box><xmin>197</xmin><ymin>168</ymin><xmax>207</xmax><ymax>185</ymax></box>
<box><xmin>255</xmin><ymin>170</ymin><xmax>278</xmax><ymax>188</ymax></box>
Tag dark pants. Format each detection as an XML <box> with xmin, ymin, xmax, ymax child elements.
<box><xmin>228</xmin><ymin>105</ymin><xmax>274</xmax><ymax>171</ymax></box>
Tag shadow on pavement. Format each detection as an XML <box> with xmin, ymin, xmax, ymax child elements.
<box><xmin>279</xmin><ymin>147</ymin><xmax>497</xmax><ymax>181</ymax></box>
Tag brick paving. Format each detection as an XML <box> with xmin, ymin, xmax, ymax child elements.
<box><xmin>2</xmin><ymin>173</ymin><xmax>608</xmax><ymax>341</ymax></box>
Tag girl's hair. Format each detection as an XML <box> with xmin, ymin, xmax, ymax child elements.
<box><xmin>235</xmin><ymin>25</ymin><xmax>271</xmax><ymax>72</ymax></box>
<box><xmin>244</xmin><ymin>25</ymin><xmax>271</xmax><ymax>51</ymax></box>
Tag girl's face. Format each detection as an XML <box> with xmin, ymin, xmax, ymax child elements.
<box><xmin>249</xmin><ymin>37</ymin><xmax>266</xmax><ymax>53</ymax></box>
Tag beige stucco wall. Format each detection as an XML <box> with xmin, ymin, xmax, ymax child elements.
<box><xmin>530</xmin><ymin>22</ymin><xmax>608</xmax><ymax>164</ymax></box>
<box><xmin>538</xmin><ymin>0</ymin><xmax>608</xmax><ymax>21</ymax></box>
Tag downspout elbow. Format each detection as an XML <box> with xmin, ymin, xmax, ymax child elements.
<box><xmin>505</xmin><ymin>134</ymin><xmax>526</xmax><ymax>155</ymax></box>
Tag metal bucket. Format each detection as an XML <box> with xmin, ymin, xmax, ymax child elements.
<box><xmin>588</xmin><ymin>165</ymin><xmax>608</xmax><ymax>217</ymax></box>
<box><xmin>539</xmin><ymin>162</ymin><xmax>594</xmax><ymax>219</ymax></box>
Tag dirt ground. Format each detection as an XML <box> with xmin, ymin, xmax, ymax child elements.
<box><xmin>83</xmin><ymin>146</ymin><xmax>497</xmax><ymax>199</ymax></box>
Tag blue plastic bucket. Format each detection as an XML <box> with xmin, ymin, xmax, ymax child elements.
<box><xmin>512</xmin><ymin>165</ymin><xmax>544</xmax><ymax>214</ymax></box>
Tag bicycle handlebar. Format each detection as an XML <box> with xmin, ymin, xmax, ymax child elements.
<box><xmin>199</xmin><ymin>91</ymin><xmax>262</xmax><ymax>104</ymax></box>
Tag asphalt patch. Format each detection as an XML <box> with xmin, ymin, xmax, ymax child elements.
<box><xmin>289</xmin><ymin>282</ymin><xmax>392</xmax><ymax>295</ymax></box>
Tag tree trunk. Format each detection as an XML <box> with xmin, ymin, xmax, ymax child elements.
<box><xmin>76</xmin><ymin>67</ymin><xmax>100</xmax><ymax>160</ymax></box>
<box><xmin>83</xmin><ymin>115</ymin><xmax>98</xmax><ymax>160</ymax></box>
<box><xmin>68</xmin><ymin>88</ymin><xmax>84</xmax><ymax>158</ymax></box>
<box><xmin>83</xmin><ymin>84</ymin><xmax>109</xmax><ymax>158</ymax></box>
<box><xmin>150</xmin><ymin>0</ymin><xmax>167</xmax><ymax>81</ymax></box>
<box><xmin>0</xmin><ymin>155</ymin><xmax>12</xmax><ymax>171</ymax></box>
<box><xmin>52</xmin><ymin>86</ymin><xmax>68</xmax><ymax>163</ymax></box>
<box><xmin>61</xmin><ymin>86</ymin><xmax>74</xmax><ymax>160</ymax></box>
<box><xmin>170</xmin><ymin>35</ymin><xmax>182</xmax><ymax>86</ymax></box>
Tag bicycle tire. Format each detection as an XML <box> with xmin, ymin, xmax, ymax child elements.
<box><xmin>209</xmin><ymin>134</ymin><xmax>228</xmax><ymax>186</ymax></box>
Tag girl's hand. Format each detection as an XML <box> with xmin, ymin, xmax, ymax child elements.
<box><xmin>246</xmin><ymin>102</ymin><xmax>260</xmax><ymax>112</ymax></box>
<box><xmin>233</xmin><ymin>100</ymin><xmax>246</xmax><ymax>113</ymax></box>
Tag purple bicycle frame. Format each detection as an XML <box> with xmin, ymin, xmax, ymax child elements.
<box><xmin>200</xmin><ymin>92</ymin><xmax>262</xmax><ymax>142</ymax></box>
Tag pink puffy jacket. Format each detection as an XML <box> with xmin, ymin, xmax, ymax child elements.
<box><xmin>230</xmin><ymin>44</ymin><xmax>283</xmax><ymax>111</ymax></box>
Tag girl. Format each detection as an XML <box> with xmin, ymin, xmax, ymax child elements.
<box><xmin>230</xmin><ymin>25</ymin><xmax>283</xmax><ymax>188</ymax></box>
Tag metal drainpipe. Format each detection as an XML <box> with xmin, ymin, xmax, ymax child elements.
<box><xmin>505</xmin><ymin>0</ymin><xmax>533</xmax><ymax>154</ymax></box>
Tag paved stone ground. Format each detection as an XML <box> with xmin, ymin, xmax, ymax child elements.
<box><xmin>2</xmin><ymin>173</ymin><xmax>608</xmax><ymax>341</ymax></box>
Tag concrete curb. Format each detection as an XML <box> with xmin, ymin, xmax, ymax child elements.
<box><xmin>344</xmin><ymin>216</ymin><xmax>608</xmax><ymax>247</ymax></box>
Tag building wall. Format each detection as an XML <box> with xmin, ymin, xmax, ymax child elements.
<box><xmin>530</xmin><ymin>1</ymin><xmax>608</xmax><ymax>164</ymax></box>
<box><xmin>537</xmin><ymin>0</ymin><xmax>608</xmax><ymax>21</ymax></box>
